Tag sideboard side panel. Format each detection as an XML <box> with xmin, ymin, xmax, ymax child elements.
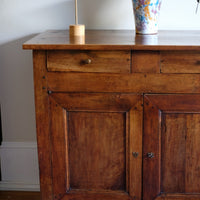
<box><xmin>33</xmin><ymin>50</ymin><xmax>53</xmax><ymax>200</ymax></box>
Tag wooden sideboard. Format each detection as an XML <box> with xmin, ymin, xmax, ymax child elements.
<box><xmin>23</xmin><ymin>30</ymin><xmax>200</xmax><ymax>200</ymax></box>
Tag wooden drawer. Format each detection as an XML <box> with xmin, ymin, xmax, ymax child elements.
<box><xmin>132</xmin><ymin>51</ymin><xmax>160</xmax><ymax>73</ymax></box>
<box><xmin>47</xmin><ymin>50</ymin><xmax>131</xmax><ymax>73</ymax></box>
<box><xmin>161</xmin><ymin>51</ymin><xmax>200</xmax><ymax>73</ymax></box>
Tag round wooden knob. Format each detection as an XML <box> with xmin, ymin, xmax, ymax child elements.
<box><xmin>84</xmin><ymin>59</ymin><xmax>92</xmax><ymax>64</ymax></box>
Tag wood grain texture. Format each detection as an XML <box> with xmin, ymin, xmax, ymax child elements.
<box><xmin>128</xmin><ymin>98</ymin><xmax>143</xmax><ymax>200</ymax></box>
<box><xmin>161</xmin><ymin>114</ymin><xmax>200</xmax><ymax>194</ymax></box>
<box><xmin>156</xmin><ymin>194</ymin><xmax>200</xmax><ymax>200</ymax></box>
<box><xmin>33</xmin><ymin>50</ymin><xmax>53</xmax><ymax>200</ymax></box>
<box><xmin>47</xmin><ymin>73</ymin><xmax>200</xmax><ymax>93</ymax></box>
<box><xmin>49</xmin><ymin>97</ymin><xmax>69</xmax><ymax>199</ymax></box>
<box><xmin>68</xmin><ymin>112</ymin><xmax>126</xmax><ymax>191</ymax></box>
<box><xmin>132</xmin><ymin>51</ymin><xmax>160</xmax><ymax>73</ymax></box>
<box><xmin>144</xmin><ymin>94</ymin><xmax>200</xmax><ymax>111</ymax></box>
<box><xmin>0</xmin><ymin>191</ymin><xmax>41</xmax><ymax>200</ymax></box>
<box><xmin>144</xmin><ymin>95</ymin><xmax>200</xmax><ymax>200</ymax></box>
<box><xmin>25</xmin><ymin>31</ymin><xmax>200</xmax><ymax>200</ymax></box>
<box><xmin>62</xmin><ymin>191</ymin><xmax>132</xmax><ymax>200</ymax></box>
<box><xmin>161</xmin><ymin>51</ymin><xmax>200</xmax><ymax>73</ymax></box>
<box><xmin>23</xmin><ymin>30</ymin><xmax>200</xmax><ymax>51</ymax></box>
<box><xmin>161</xmin><ymin>114</ymin><xmax>186</xmax><ymax>193</ymax></box>
<box><xmin>50</xmin><ymin>93</ymin><xmax>141</xmax><ymax>112</ymax></box>
<box><xmin>185</xmin><ymin>114</ymin><xmax>200</xmax><ymax>193</ymax></box>
<box><xmin>47</xmin><ymin>50</ymin><xmax>131</xmax><ymax>73</ymax></box>
<box><xmin>143</xmin><ymin>96</ymin><xmax>161</xmax><ymax>200</ymax></box>
<box><xmin>48</xmin><ymin>93</ymin><xmax>142</xmax><ymax>199</ymax></box>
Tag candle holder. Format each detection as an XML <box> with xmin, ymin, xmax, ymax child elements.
<box><xmin>69</xmin><ymin>0</ymin><xmax>85</xmax><ymax>44</ymax></box>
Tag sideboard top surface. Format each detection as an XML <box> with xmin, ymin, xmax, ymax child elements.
<box><xmin>23</xmin><ymin>30</ymin><xmax>200</xmax><ymax>50</ymax></box>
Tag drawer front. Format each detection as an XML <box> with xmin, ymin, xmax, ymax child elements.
<box><xmin>161</xmin><ymin>51</ymin><xmax>200</xmax><ymax>73</ymax></box>
<box><xmin>132</xmin><ymin>51</ymin><xmax>160</xmax><ymax>73</ymax></box>
<box><xmin>47</xmin><ymin>50</ymin><xmax>131</xmax><ymax>73</ymax></box>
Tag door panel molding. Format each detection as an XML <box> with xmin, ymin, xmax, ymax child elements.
<box><xmin>49</xmin><ymin>93</ymin><xmax>143</xmax><ymax>200</ymax></box>
<box><xmin>143</xmin><ymin>94</ymin><xmax>200</xmax><ymax>200</ymax></box>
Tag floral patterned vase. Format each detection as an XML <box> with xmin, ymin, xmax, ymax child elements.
<box><xmin>132</xmin><ymin>0</ymin><xmax>162</xmax><ymax>34</ymax></box>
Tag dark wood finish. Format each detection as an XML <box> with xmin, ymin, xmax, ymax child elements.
<box><xmin>50</xmin><ymin>93</ymin><xmax>141</xmax><ymax>112</ymax></box>
<box><xmin>23</xmin><ymin>30</ymin><xmax>200</xmax><ymax>50</ymax></box>
<box><xmin>143</xmin><ymin>94</ymin><xmax>200</xmax><ymax>111</ymax></box>
<box><xmin>161</xmin><ymin>114</ymin><xmax>186</xmax><ymax>193</ymax></box>
<box><xmin>33</xmin><ymin>51</ymin><xmax>53</xmax><ymax>200</ymax></box>
<box><xmin>24</xmin><ymin>30</ymin><xmax>200</xmax><ymax>200</ymax></box>
<box><xmin>132</xmin><ymin>51</ymin><xmax>160</xmax><ymax>73</ymax></box>
<box><xmin>161</xmin><ymin>51</ymin><xmax>200</xmax><ymax>73</ymax></box>
<box><xmin>157</xmin><ymin>194</ymin><xmax>199</xmax><ymax>200</ymax></box>
<box><xmin>161</xmin><ymin>113</ymin><xmax>200</xmax><ymax>193</ymax></box>
<box><xmin>0</xmin><ymin>191</ymin><xmax>41</xmax><ymax>200</ymax></box>
<box><xmin>50</xmin><ymin>97</ymin><xmax>69</xmax><ymax>199</ymax></box>
<box><xmin>47</xmin><ymin>50</ymin><xmax>131</xmax><ymax>73</ymax></box>
<box><xmin>68</xmin><ymin>112</ymin><xmax>126</xmax><ymax>190</ymax></box>
<box><xmin>144</xmin><ymin>95</ymin><xmax>200</xmax><ymax>200</ymax></box>
<box><xmin>185</xmin><ymin>114</ymin><xmax>200</xmax><ymax>193</ymax></box>
<box><xmin>128</xmin><ymin>98</ymin><xmax>143</xmax><ymax>200</ymax></box>
<box><xmin>47</xmin><ymin>73</ymin><xmax>200</xmax><ymax>93</ymax></box>
<box><xmin>143</xmin><ymin>97</ymin><xmax>161</xmax><ymax>200</ymax></box>
<box><xmin>48</xmin><ymin>92</ymin><xmax>142</xmax><ymax>200</ymax></box>
<box><xmin>61</xmin><ymin>191</ymin><xmax>132</xmax><ymax>200</ymax></box>
<box><xmin>156</xmin><ymin>194</ymin><xmax>200</xmax><ymax>200</ymax></box>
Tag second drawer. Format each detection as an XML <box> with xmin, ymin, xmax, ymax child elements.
<box><xmin>161</xmin><ymin>51</ymin><xmax>200</xmax><ymax>73</ymax></box>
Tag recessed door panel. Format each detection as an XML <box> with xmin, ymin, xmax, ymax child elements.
<box><xmin>68</xmin><ymin>112</ymin><xmax>126</xmax><ymax>190</ymax></box>
<box><xmin>161</xmin><ymin>113</ymin><xmax>200</xmax><ymax>194</ymax></box>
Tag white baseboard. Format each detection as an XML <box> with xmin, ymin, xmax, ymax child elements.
<box><xmin>0</xmin><ymin>141</ymin><xmax>40</xmax><ymax>191</ymax></box>
<box><xmin>0</xmin><ymin>182</ymin><xmax>40</xmax><ymax>191</ymax></box>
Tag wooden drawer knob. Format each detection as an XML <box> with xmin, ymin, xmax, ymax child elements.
<box><xmin>84</xmin><ymin>58</ymin><xmax>92</xmax><ymax>64</ymax></box>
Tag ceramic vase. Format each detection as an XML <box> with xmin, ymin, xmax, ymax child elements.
<box><xmin>132</xmin><ymin>0</ymin><xmax>162</xmax><ymax>34</ymax></box>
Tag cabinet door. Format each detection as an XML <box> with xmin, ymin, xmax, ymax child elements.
<box><xmin>48</xmin><ymin>93</ymin><xmax>142</xmax><ymax>200</ymax></box>
<box><xmin>143</xmin><ymin>95</ymin><xmax>200</xmax><ymax>200</ymax></box>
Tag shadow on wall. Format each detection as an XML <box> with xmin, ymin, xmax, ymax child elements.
<box><xmin>78</xmin><ymin>0</ymin><xmax>134</xmax><ymax>29</ymax></box>
<box><xmin>0</xmin><ymin>0</ymin><xmax>133</xmax><ymax>143</ymax></box>
<box><xmin>0</xmin><ymin>35</ymin><xmax>37</xmax><ymax>141</ymax></box>
<box><xmin>24</xmin><ymin>0</ymin><xmax>74</xmax><ymax>29</ymax></box>
<box><xmin>0</xmin><ymin>0</ymin><xmax>75</xmax><ymax>142</ymax></box>
<box><xmin>0</xmin><ymin>0</ymin><xmax>74</xmax><ymax>35</ymax></box>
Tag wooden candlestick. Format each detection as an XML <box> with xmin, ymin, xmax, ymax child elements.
<box><xmin>69</xmin><ymin>0</ymin><xmax>85</xmax><ymax>42</ymax></box>
<box><xmin>69</xmin><ymin>25</ymin><xmax>85</xmax><ymax>44</ymax></box>
<box><xmin>70</xmin><ymin>24</ymin><xmax>85</xmax><ymax>37</ymax></box>
<box><xmin>75</xmin><ymin>0</ymin><xmax>78</xmax><ymax>25</ymax></box>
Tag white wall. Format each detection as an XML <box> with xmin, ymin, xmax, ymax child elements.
<box><xmin>0</xmin><ymin>0</ymin><xmax>200</xmax><ymax>191</ymax></box>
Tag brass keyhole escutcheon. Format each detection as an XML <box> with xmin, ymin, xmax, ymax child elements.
<box><xmin>132</xmin><ymin>152</ymin><xmax>139</xmax><ymax>158</ymax></box>
<box><xmin>147</xmin><ymin>152</ymin><xmax>154</xmax><ymax>158</ymax></box>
